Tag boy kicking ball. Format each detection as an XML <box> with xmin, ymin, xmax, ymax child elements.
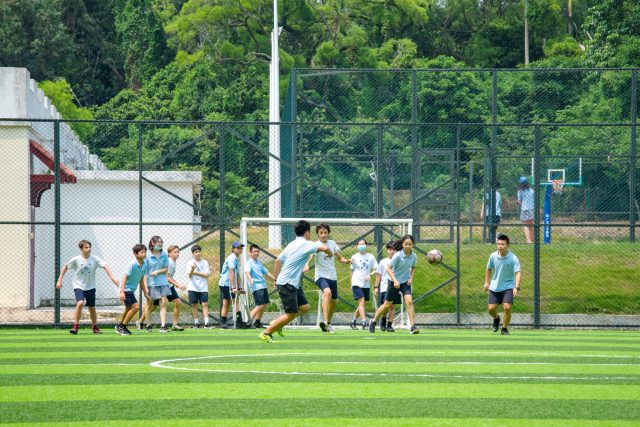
<box><xmin>56</xmin><ymin>240</ymin><xmax>119</xmax><ymax>334</ymax></box>
<box><xmin>484</xmin><ymin>234</ymin><xmax>521</xmax><ymax>335</ymax></box>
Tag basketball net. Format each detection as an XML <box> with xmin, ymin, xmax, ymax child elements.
<box><xmin>552</xmin><ymin>179</ymin><xmax>564</xmax><ymax>195</ymax></box>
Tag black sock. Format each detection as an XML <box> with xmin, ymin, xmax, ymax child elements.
<box><xmin>381</xmin><ymin>317</ymin><xmax>387</xmax><ymax>327</ymax></box>
<box><xmin>236</xmin><ymin>311</ymin><xmax>242</xmax><ymax>321</ymax></box>
<box><xmin>221</xmin><ymin>316</ymin><xmax>227</xmax><ymax>324</ymax></box>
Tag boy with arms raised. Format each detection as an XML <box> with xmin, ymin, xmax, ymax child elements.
<box><xmin>484</xmin><ymin>234</ymin><xmax>521</xmax><ymax>335</ymax></box>
<box><xmin>56</xmin><ymin>240</ymin><xmax>119</xmax><ymax>334</ymax></box>
<box><xmin>259</xmin><ymin>220</ymin><xmax>333</xmax><ymax>343</ymax></box>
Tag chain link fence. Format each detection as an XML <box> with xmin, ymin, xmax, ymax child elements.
<box><xmin>0</xmin><ymin>68</ymin><xmax>638</xmax><ymax>328</ymax></box>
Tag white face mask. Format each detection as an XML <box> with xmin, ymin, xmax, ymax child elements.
<box><xmin>357</xmin><ymin>245</ymin><xmax>367</xmax><ymax>252</ymax></box>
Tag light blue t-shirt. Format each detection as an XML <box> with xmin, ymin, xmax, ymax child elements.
<box><xmin>487</xmin><ymin>251</ymin><xmax>521</xmax><ymax>292</ymax></box>
<box><xmin>124</xmin><ymin>259</ymin><xmax>148</xmax><ymax>291</ymax></box>
<box><xmin>518</xmin><ymin>188</ymin><xmax>535</xmax><ymax>211</ymax></box>
<box><xmin>218</xmin><ymin>253</ymin><xmax>239</xmax><ymax>288</ymax></box>
<box><xmin>276</xmin><ymin>237</ymin><xmax>320</xmax><ymax>288</ymax></box>
<box><xmin>485</xmin><ymin>191</ymin><xmax>502</xmax><ymax>217</ymax></box>
<box><xmin>168</xmin><ymin>258</ymin><xmax>176</xmax><ymax>278</ymax></box>
<box><xmin>146</xmin><ymin>251</ymin><xmax>169</xmax><ymax>287</ymax></box>
<box><xmin>247</xmin><ymin>258</ymin><xmax>268</xmax><ymax>292</ymax></box>
<box><xmin>390</xmin><ymin>250</ymin><xmax>417</xmax><ymax>284</ymax></box>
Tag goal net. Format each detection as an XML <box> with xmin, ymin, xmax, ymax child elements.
<box><xmin>237</xmin><ymin>217</ymin><xmax>413</xmax><ymax>329</ymax></box>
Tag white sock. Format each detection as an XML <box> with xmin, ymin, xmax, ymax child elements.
<box><xmin>194</xmin><ymin>318</ymin><xmax>199</xmax><ymax>324</ymax></box>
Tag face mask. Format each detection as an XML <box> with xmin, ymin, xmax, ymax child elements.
<box><xmin>357</xmin><ymin>245</ymin><xmax>366</xmax><ymax>252</ymax></box>
<box><xmin>154</xmin><ymin>245</ymin><xmax>162</xmax><ymax>251</ymax></box>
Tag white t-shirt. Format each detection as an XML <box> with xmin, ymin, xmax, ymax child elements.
<box><xmin>64</xmin><ymin>255</ymin><xmax>106</xmax><ymax>291</ymax></box>
<box><xmin>350</xmin><ymin>253</ymin><xmax>378</xmax><ymax>289</ymax></box>
<box><xmin>314</xmin><ymin>239</ymin><xmax>340</xmax><ymax>281</ymax></box>
<box><xmin>376</xmin><ymin>257</ymin><xmax>392</xmax><ymax>293</ymax></box>
<box><xmin>276</xmin><ymin>237</ymin><xmax>320</xmax><ymax>288</ymax></box>
<box><xmin>187</xmin><ymin>259</ymin><xmax>210</xmax><ymax>293</ymax></box>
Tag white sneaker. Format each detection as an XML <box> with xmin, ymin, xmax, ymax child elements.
<box><xmin>328</xmin><ymin>325</ymin><xmax>336</xmax><ymax>334</ymax></box>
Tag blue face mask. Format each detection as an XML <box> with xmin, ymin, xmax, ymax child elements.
<box><xmin>154</xmin><ymin>245</ymin><xmax>163</xmax><ymax>251</ymax></box>
<box><xmin>357</xmin><ymin>245</ymin><xmax>367</xmax><ymax>252</ymax></box>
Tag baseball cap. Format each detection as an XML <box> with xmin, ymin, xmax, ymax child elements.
<box><xmin>231</xmin><ymin>241</ymin><xmax>245</xmax><ymax>248</ymax></box>
<box><xmin>518</xmin><ymin>176</ymin><xmax>529</xmax><ymax>184</ymax></box>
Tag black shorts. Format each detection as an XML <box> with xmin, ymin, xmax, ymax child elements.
<box><xmin>488</xmin><ymin>289</ymin><xmax>514</xmax><ymax>305</ymax></box>
<box><xmin>385</xmin><ymin>281</ymin><xmax>411</xmax><ymax>304</ymax></box>
<box><xmin>154</xmin><ymin>286</ymin><xmax>180</xmax><ymax>306</ymax></box>
<box><xmin>219</xmin><ymin>286</ymin><xmax>232</xmax><ymax>301</ymax></box>
<box><xmin>352</xmin><ymin>287</ymin><xmax>370</xmax><ymax>301</ymax></box>
<box><xmin>188</xmin><ymin>290</ymin><xmax>209</xmax><ymax>305</ymax></box>
<box><xmin>74</xmin><ymin>288</ymin><xmax>96</xmax><ymax>308</ymax></box>
<box><xmin>316</xmin><ymin>278</ymin><xmax>338</xmax><ymax>300</ymax></box>
<box><xmin>124</xmin><ymin>291</ymin><xmax>137</xmax><ymax>307</ymax></box>
<box><xmin>252</xmin><ymin>288</ymin><xmax>270</xmax><ymax>306</ymax></box>
<box><xmin>277</xmin><ymin>284</ymin><xmax>308</xmax><ymax>314</ymax></box>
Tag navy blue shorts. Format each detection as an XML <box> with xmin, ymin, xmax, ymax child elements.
<box><xmin>378</xmin><ymin>290</ymin><xmax>387</xmax><ymax>306</ymax></box>
<box><xmin>74</xmin><ymin>288</ymin><xmax>96</xmax><ymax>307</ymax></box>
<box><xmin>124</xmin><ymin>291</ymin><xmax>137</xmax><ymax>307</ymax></box>
<box><xmin>385</xmin><ymin>281</ymin><xmax>410</xmax><ymax>304</ymax></box>
<box><xmin>488</xmin><ymin>289</ymin><xmax>514</xmax><ymax>305</ymax></box>
<box><xmin>277</xmin><ymin>284</ymin><xmax>308</xmax><ymax>314</ymax></box>
<box><xmin>219</xmin><ymin>286</ymin><xmax>232</xmax><ymax>301</ymax></box>
<box><xmin>315</xmin><ymin>278</ymin><xmax>338</xmax><ymax>299</ymax></box>
<box><xmin>188</xmin><ymin>290</ymin><xmax>209</xmax><ymax>305</ymax></box>
<box><xmin>154</xmin><ymin>286</ymin><xmax>180</xmax><ymax>306</ymax></box>
<box><xmin>352</xmin><ymin>287</ymin><xmax>370</xmax><ymax>301</ymax></box>
<box><xmin>252</xmin><ymin>288</ymin><xmax>270</xmax><ymax>306</ymax></box>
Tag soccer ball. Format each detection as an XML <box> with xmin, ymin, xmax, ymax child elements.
<box><xmin>427</xmin><ymin>249</ymin><xmax>443</xmax><ymax>265</ymax></box>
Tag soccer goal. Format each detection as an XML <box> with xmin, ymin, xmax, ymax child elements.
<box><xmin>238</xmin><ymin>217</ymin><xmax>413</xmax><ymax>329</ymax></box>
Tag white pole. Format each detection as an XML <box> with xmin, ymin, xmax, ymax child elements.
<box><xmin>268</xmin><ymin>0</ymin><xmax>282</xmax><ymax>248</ymax></box>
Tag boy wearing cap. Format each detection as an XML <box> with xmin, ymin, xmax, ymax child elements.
<box><xmin>188</xmin><ymin>244</ymin><xmax>212</xmax><ymax>329</ymax></box>
<box><xmin>218</xmin><ymin>241</ymin><xmax>245</xmax><ymax>329</ymax></box>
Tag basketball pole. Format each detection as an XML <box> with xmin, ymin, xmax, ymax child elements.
<box><xmin>268</xmin><ymin>0</ymin><xmax>282</xmax><ymax>249</ymax></box>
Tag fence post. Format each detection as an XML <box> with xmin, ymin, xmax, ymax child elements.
<box><xmin>290</xmin><ymin>70</ymin><xmax>298</xmax><ymax>218</ymax></box>
<box><xmin>219</xmin><ymin>124</ymin><xmax>226</xmax><ymax>265</ymax></box>
<box><xmin>630</xmin><ymin>70</ymin><xmax>637</xmax><ymax>242</ymax></box>
<box><xmin>375</xmin><ymin>125</ymin><xmax>384</xmax><ymax>257</ymax></box>
<box><xmin>411</xmin><ymin>71</ymin><xmax>420</xmax><ymax>240</ymax></box>
<box><xmin>533</xmin><ymin>125</ymin><xmax>541</xmax><ymax>328</ymax></box>
<box><xmin>488</xmin><ymin>70</ymin><xmax>498</xmax><ymax>243</ymax></box>
<box><xmin>54</xmin><ymin>120</ymin><xmax>61</xmax><ymax>328</ymax></box>
<box><xmin>137</xmin><ymin>123</ymin><xmax>143</xmax><ymax>317</ymax></box>
<box><xmin>455</xmin><ymin>124</ymin><xmax>461</xmax><ymax>324</ymax></box>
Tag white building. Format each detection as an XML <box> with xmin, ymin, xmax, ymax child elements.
<box><xmin>0</xmin><ymin>68</ymin><xmax>202</xmax><ymax>319</ymax></box>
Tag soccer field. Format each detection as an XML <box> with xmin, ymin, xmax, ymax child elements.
<box><xmin>1</xmin><ymin>328</ymin><xmax>639</xmax><ymax>426</ymax></box>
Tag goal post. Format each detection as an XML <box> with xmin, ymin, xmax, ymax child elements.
<box><xmin>239</xmin><ymin>217</ymin><xmax>413</xmax><ymax>328</ymax></box>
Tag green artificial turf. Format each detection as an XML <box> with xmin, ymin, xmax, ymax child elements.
<box><xmin>0</xmin><ymin>328</ymin><xmax>638</xmax><ymax>426</ymax></box>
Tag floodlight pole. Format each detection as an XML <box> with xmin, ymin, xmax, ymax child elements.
<box><xmin>268</xmin><ymin>0</ymin><xmax>282</xmax><ymax>248</ymax></box>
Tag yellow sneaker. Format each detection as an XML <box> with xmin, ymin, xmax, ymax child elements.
<box><xmin>270</xmin><ymin>321</ymin><xmax>285</xmax><ymax>337</ymax></box>
<box><xmin>259</xmin><ymin>331</ymin><xmax>275</xmax><ymax>343</ymax></box>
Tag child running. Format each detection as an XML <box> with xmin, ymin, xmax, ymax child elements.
<box><xmin>56</xmin><ymin>240</ymin><xmax>119</xmax><ymax>334</ymax></box>
<box><xmin>116</xmin><ymin>244</ymin><xmax>150</xmax><ymax>335</ymax></box>
<box><xmin>369</xmin><ymin>235</ymin><xmax>420</xmax><ymax>335</ymax></box>
<box><xmin>259</xmin><ymin>220</ymin><xmax>333</xmax><ymax>343</ymax></box>
<box><xmin>374</xmin><ymin>241</ymin><xmax>396</xmax><ymax>332</ymax></box>
<box><xmin>350</xmin><ymin>239</ymin><xmax>378</xmax><ymax>330</ymax></box>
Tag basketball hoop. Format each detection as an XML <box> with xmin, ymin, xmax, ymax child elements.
<box><xmin>552</xmin><ymin>179</ymin><xmax>564</xmax><ymax>195</ymax></box>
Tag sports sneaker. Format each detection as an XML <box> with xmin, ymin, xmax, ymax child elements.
<box><xmin>492</xmin><ymin>315</ymin><xmax>500</xmax><ymax>333</ymax></box>
<box><xmin>159</xmin><ymin>325</ymin><xmax>169</xmax><ymax>333</ymax></box>
<box><xmin>501</xmin><ymin>327</ymin><xmax>510</xmax><ymax>335</ymax></box>
<box><xmin>115</xmin><ymin>324</ymin><xmax>128</xmax><ymax>336</ymax></box>
<box><xmin>259</xmin><ymin>331</ymin><xmax>275</xmax><ymax>344</ymax></box>
<box><xmin>69</xmin><ymin>327</ymin><xmax>78</xmax><ymax>335</ymax></box>
<box><xmin>204</xmin><ymin>323</ymin><xmax>214</xmax><ymax>329</ymax></box>
<box><xmin>410</xmin><ymin>325</ymin><xmax>420</xmax><ymax>335</ymax></box>
<box><xmin>349</xmin><ymin>318</ymin><xmax>357</xmax><ymax>330</ymax></box>
<box><xmin>146</xmin><ymin>324</ymin><xmax>153</xmax><ymax>333</ymax></box>
<box><xmin>220</xmin><ymin>323</ymin><xmax>230</xmax><ymax>329</ymax></box>
<box><xmin>172</xmin><ymin>324</ymin><xmax>184</xmax><ymax>331</ymax></box>
<box><xmin>135</xmin><ymin>321</ymin><xmax>144</xmax><ymax>331</ymax></box>
<box><xmin>328</xmin><ymin>325</ymin><xmax>336</xmax><ymax>334</ymax></box>
<box><xmin>269</xmin><ymin>321</ymin><xmax>284</xmax><ymax>337</ymax></box>
<box><xmin>122</xmin><ymin>325</ymin><xmax>132</xmax><ymax>335</ymax></box>
<box><xmin>386</xmin><ymin>324</ymin><xmax>395</xmax><ymax>332</ymax></box>
<box><xmin>92</xmin><ymin>325</ymin><xmax>103</xmax><ymax>334</ymax></box>
<box><xmin>368</xmin><ymin>319</ymin><xmax>376</xmax><ymax>334</ymax></box>
<box><xmin>254</xmin><ymin>320</ymin><xmax>264</xmax><ymax>328</ymax></box>
<box><xmin>380</xmin><ymin>318</ymin><xmax>387</xmax><ymax>332</ymax></box>
<box><xmin>192</xmin><ymin>323</ymin><xmax>202</xmax><ymax>329</ymax></box>
<box><xmin>319</xmin><ymin>321</ymin><xmax>328</xmax><ymax>332</ymax></box>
